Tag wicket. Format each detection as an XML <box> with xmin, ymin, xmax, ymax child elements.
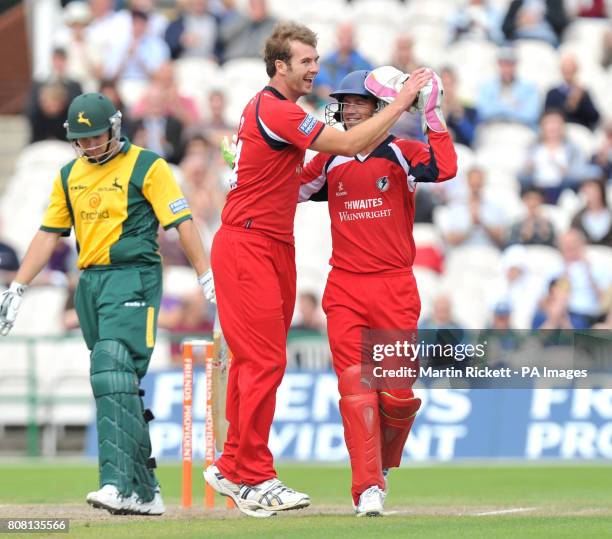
<box><xmin>181</xmin><ymin>339</ymin><xmax>233</xmax><ymax>509</ymax></box>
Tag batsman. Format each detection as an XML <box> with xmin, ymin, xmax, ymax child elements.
<box><xmin>0</xmin><ymin>93</ymin><xmax>214</xmax><ymax>515</ymax></box>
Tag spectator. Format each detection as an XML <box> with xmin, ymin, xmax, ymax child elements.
<box><xmin>386</xmin><ymin>34</ymin><xmax>423</xmax><ymax>141</ymax></box>
<box><xmin>26</xmin><ymin>45</ymin><xmax>83</xmax><ymax>143</ymax></box>
<box><xmin>218</xmin><ymin>0</ymin><xmax>277</xmax><ymax>63</ymax></box>
<box><xmin>439</xmin><ymin>167</ymin><xmax>508</xmax><ymax>248</ymax></box>
<box><xmin>532</xmin><ymin>277</ymin><xmax>575</xmax><ymax>329</ymax></box>
<box><xmin>570</xmin><ymin>180</ymin><xmax>612</xmax><ymax>246</ymax></box>
<box><xmin>419</xmin><ymin>294</ymin><xmax>462</xmax><ymax>330</ymax></box>
<box><xmin>116</xmin><ymin>0</ymin><xmax>168</xmax><ymax>39</ymax></box>
<box><xmin>591</xmin><ymin>120</ymin><xmax>612</xmax><ymax>183</ymax></box>
<box><xmin>390</xmin><ymin>34</ymin><xmax>418</xmax><ymax>74</ymax></box>
<box><xmin>518</xmin><ymin>110</ymin><xmax>589</xmax><ymax>203</ymax></box>
<box><xmin>129</xmin><ymin>84</ymin><xmax>185</xmax><ymax>163</ymax></box>
<box><xmin>0</xmin><ymin>235</ymin><xmax>19</xmax><ymax>288</ymax></box>
<box><xmin>549</xmin><ymin>228</ymin><xmax>612</xmax><ymax>327</ymax></box>
<box><xmin>193</xmin><ymin>88</ymin><xmax>234</xmax><ymax>145</ymax></box>
<box><xmin>159</xmin><ymin>293</ymin><xmax>213</xmax><ymax>363</ymax></box>
<box><xmin>104</xmin><ymin>9</ymin><xmax>170</xmax><ymax>82</ymax></box>
<box><xmin>132</xmin><ymin>61</ymin><xmax>201</xmax><ymax>127</ymax></box>
<box><xmin>491</xmin><ymin>244</ymin><xmax>542</xmax><ymax>328</ymax></box>
<box><xmin>98</xmin><ymin>79</ymin><xmax>134</xmax><ymax>136</ymax></box>
<box><xmin>313</xmin><ymin>22</ymin><xmax>373</xmax><ymax>104</ymax></box>
<box><xmin>440</xmin><ymin>66</ymin><xmax>479</xmax><ymax>147</ymax></box>
<box><xmin>544</xmin><ymin>52</ymin><xmax>600</xmax><ymax>130</ymax></box>
<box><xmin>508</xmin><ymin>187</ymin><xmax>556</xmax><ymax>246</ymax></box>
<box><xmin>27</xmin><ymin>82</ymin><xmax>71</xmax><ymax>143</ymax></box>
<box><xmin>502</xmin><ymin>0</ymin><xmax>568</xmax><ymax>47</ymax></box>
<box><xmin>164</xmin><ymin>0</ymin><xmax>219</xmax><ymax>60</ymax></box>
<box><xmin>565</xmin><ymin>0</ymin><xmax>608</xmax><ymax>18</ymax></box>
<box><xmin>291</xmin><ymin>292</ymin><xmax>325</xmax><ymax>333</ymax></box>
<box><xmin>86</xmin><ymin>0</ymin><xmax>126</xmax><ymax>58</ymax></box>
<box><xmin>476</xmin><ymin>46</ymin><xmax>540</xmax><ymax>128</ymax></box>
<box><xmin>448</xmin><ymin>0</ymin><xmax>504</xmax><ymax>45</ymax></box>
<box><xmin>54</xmin><ymin>1</ymin><xmax>102</xmax><ymax>92</ymax></box>
<box><xmin>602</xmin><ymin>28</ymin><xmax>612</xmax><ymax>69</ymax></box>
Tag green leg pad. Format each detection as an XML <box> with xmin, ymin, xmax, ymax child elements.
<box><xmin>90</xmin><ymin>340</ymin><xmax>155</xmax><ymax>501</ymax></box>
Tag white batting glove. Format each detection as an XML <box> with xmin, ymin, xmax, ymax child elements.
<box><xmin>0</xmin><ymin>281</ymin><xmax>27</xmax><ymax>336</ymax></box>
<box><xmin>417</xmin><ymin>69</ymin><xmax>447</xmax><ymax>134</ymax></box>
<box><xmin>198</xmin><ymin>269</ymin><xmax>216</xmax><ymax>304</ymax></box>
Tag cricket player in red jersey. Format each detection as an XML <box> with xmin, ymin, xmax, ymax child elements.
<box><xmin>202</xmin><ymin>23</ymin><xmax>433</xmax><ymax>517</ymax></box>
<box><xmin>298</xmin><ymin>68</ymin><xmax>457</xmax><ymax>516</ymax></box>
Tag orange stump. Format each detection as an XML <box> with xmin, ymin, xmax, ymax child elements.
<box><xmin>182</xmin><ymin>339</ymin><xmax>233</xmax><ymax>509</ymax></box>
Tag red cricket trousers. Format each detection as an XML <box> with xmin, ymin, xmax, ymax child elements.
<box><xmin>211</xmin><ymin>225</ymin><xmax>296</xmax><ymax>485</ymax></box>
<box><xmin>323</xmin><ymin>267</ymin><xmax>421</xmax><ymax>502</ymax></box>
<box><xmin>323</xmin><ymin>267</ymin><xmax>421</xmax><ymax>377</ymax></box>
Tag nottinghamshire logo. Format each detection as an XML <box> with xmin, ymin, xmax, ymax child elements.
<box><xmin>77</xmin><ymin>111</ymin><xmax>92</xmax><ymax>127</ymax></box>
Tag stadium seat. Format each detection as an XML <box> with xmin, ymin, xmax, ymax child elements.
<box><xmin>11</xmin><ymin>286</ymin><xmax>68</xmax><ymax>336</ymax></box>
<box><xmin>174</xmin><ymin>57</ymin><xmax>222</xmax><ymax>115</ymax></box>
<box><xmin>586</xmin><ymin>245</ymin><xmax>612</xmax><ymax>271</ymax></box>
<box><xmin>539</xmin><ymin>204</ymin><xmax>571</xmax><ymax>236</ymax></box>
<box><xmin>521</xmin><ymin>245</ymin><xmax>564</xmax><ymax>278</ymax></box>
<box><xmin>474</xmin><ymin>122</ymin><xmax>537</xmax><ymax>152</ymax></box>
<box><xmin>354</xmin><ymin>23</ymin><xmax>397</xmax><ymax>66</ymax></box>
<box><xmin>475</xmin><ymin>144</ymin><xmax>529</xmax><ymax>177</ymax></box>
<box><xmin>14</xmin><ymin>140</ymin><xmax>73</xmax><ymax>174</ymax></box>
<box><xmin>409</xmin><ymin>22</ymin><xmax>448</xmax><ymax>69</ymax></box>
<box><xmin>403</xmin><ymin>0</ymin><xmax>455</xmax><ymax>26</ymax></box>
<box><xmin>308</xmin><ymin>21</ymin><xmax>337</xmax><ymax>58</ymax></box>
<box><xmin>442</xmin><ymin>246</ymin><xmax>503</xmax><ymax>327</ymax></box>
<box><xmin>514</xmin><ymin>39</ymin><xmax>561</xmax><ymax>94</ymax></box>
<box><xmin>117</xmin><ymin>79</ymin><xmax>148</xmax><ymax>109</ymax></box>
<box><xmin>294</xmin><ymin>0</ymin><xmax>347</xmax><ymax>25</ymax></box>
<box><xmin>563</xmin><ymin>18</ymin><xmax>611</xmax><ymax>67</ymax></box>
<box><xmin>351</xmin><ymin>0</ymin><xmax>404</xmax><ymax>27</ymax></box>
<box><xmin>413</xmin><ymin>223</ymin><xmax>443</xmax><ymax>249</ymax></box>
<box><xmin>413</xmin><ymin>266</ymin><xmax>440</xmax><ymax>321</ymax></box>
<box><xmin>164</xmin><ymin>265</ymin><xmax>200</xmax><ymax>297</ymax></box>
<box><xmin>446</xmin><ymin>40</ymin><xmax>498</xmax><ymax>103</ymax></box>
<box><xmin>565</xmin><ymin>122</ymin><xmax>597</xmax><ymax>157</ymax></box>
<box><xmin>0</xmin><ymin>340</ymin><xmax>45</xmax><ymax>426</ymax></box>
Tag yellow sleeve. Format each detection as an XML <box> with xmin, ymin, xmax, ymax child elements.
<box><xmin>141</xmin><ymin>158</ymin><xmax>192</xmax><ymax>230</ymax></box>
<box><xmin>40</xmin><ymin>173</ymin><xmax>72</xmax><ymax>235</ymax></box>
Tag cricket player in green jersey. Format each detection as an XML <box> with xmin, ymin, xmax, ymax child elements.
<box><xmin>0</xmin><ymin>93</ymin><xmax>216</xmax><ymax>515</ymax></box>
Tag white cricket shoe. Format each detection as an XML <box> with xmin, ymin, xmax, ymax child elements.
<box><xmin>86</xmin><ymin>484</ymin><xmax>133</xmax><ymax>515</ymax></box>
<box><xmin>240</xmin><ymin>478</ymin><xmax>310</xmax><ymax>512</ymax></box>
<box><xmin>204</xmin><ymin>464</ymin><xmax>275</xmax><ymax>519</ymax></box>
<box><xmin>127</xmin><ymin>486</ymin><xmax>165</xmax><ymax>515</ymax></box>
<box><xmin>355</xmin><ymin>486</ymin><xmax>385</xmax><ymax>517</ymax></box>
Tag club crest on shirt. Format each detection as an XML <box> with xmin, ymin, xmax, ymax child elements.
<box><xmin>376</xmin><ymin>176</ymin><xmax>390</xmax><ymax>192</ymax></box>
<box><xmin>336</xmin><ymin>181</ymin><xmax>347</xmax><ymax>197</ymax></box>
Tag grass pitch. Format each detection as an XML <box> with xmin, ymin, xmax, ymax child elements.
<box><xmin>0</xmin><ymin>461</ymin><xmax>610</xmax><ymax>538</ymax></box>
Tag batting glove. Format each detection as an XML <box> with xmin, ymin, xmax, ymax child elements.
<box><xmin>198</xmin><ymin>269</ymin><xmax>216</xmax><ymax>304</ymax></box>
<box><xmin>221</xmin><ymin>135</ymin><xmax>237</xmax><ymax>169</ymax></box>
<box><xmin>417</xmin><ymin>69</ymin><xmax>447</xmax><ymax>134</ymax></box>
<box><xmin>364</xmin><ymin>66</ymin><xmax>416</xmax><ymax>110</ymax></box>
<box><xmin>0</xmin><ymin>281</ymin><xmax>27</xmax><ymax>336</ymax></box>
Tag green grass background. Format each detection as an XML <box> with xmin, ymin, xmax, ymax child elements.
<box><xmin>0</xmin><ymin>462</ymin><xmax>610</xmax><ymax>538</ymax></box>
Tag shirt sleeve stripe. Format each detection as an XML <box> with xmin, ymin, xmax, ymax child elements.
<box><xmin>162</xmin><ymin>213</ymin><xmax>192</xmax><ymax>231</ymax></box>
<box><xmin>39</xmin><ymin>225</ymin><xmax>71</xmax><ymax>236</ymax></box>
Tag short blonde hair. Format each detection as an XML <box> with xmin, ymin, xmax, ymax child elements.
<box><xmin>263</xmin><ymin>22</ymin><xmax>318</xmax><ymax>78</ymax></box>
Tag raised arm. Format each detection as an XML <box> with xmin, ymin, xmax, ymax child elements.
<box><xmin>310</xmin><ymin>68</ymin><xmax>432</xmax><ymax>156</ymax></box>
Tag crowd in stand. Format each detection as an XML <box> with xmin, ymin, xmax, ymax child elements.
<box><xmin>1</xmin><ymin>0</ymin><xmax>611</xmax><ymax>349</ymax></box>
